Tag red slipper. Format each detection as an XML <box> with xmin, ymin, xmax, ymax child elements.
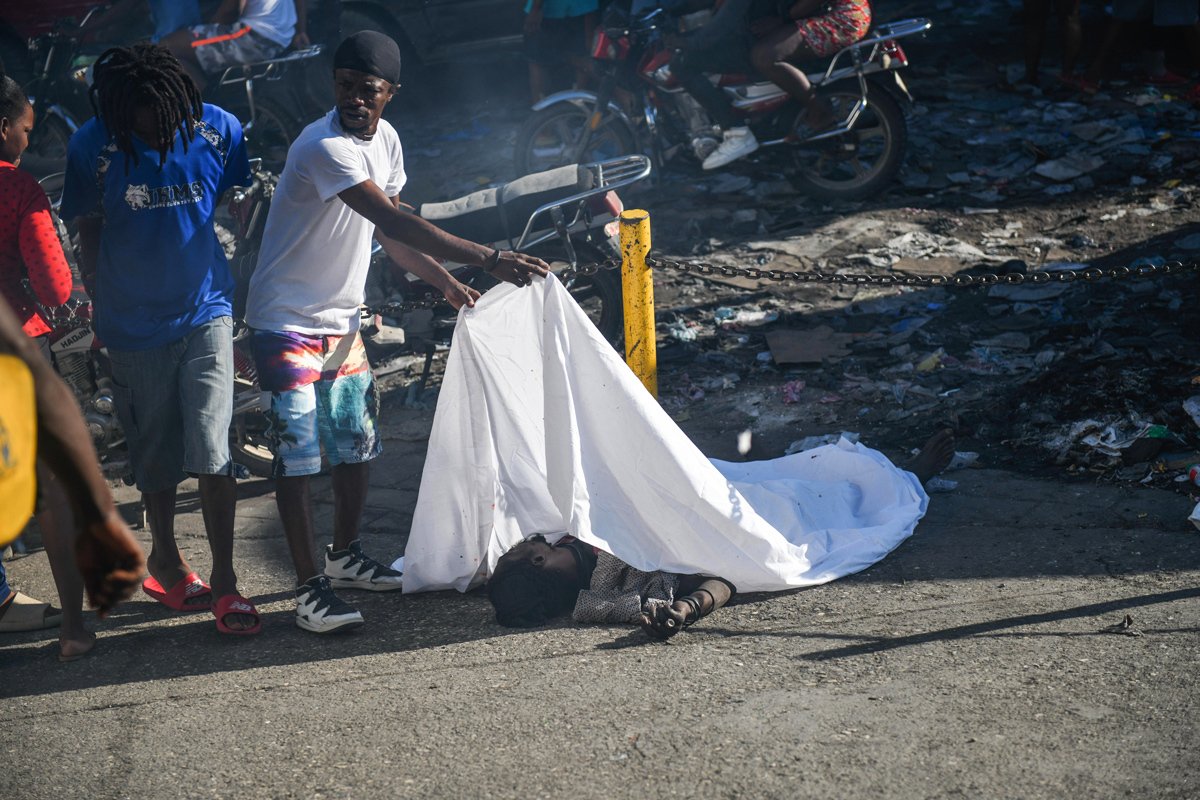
<box><xmin>212</xmin><ymin>593</ymin><xmax>262</xmax><ymax>635</ymax></box>
<box><xmin>143</xmin><ymin>572</ymin><xmax>212</xmax><ymax>612</ymax></box>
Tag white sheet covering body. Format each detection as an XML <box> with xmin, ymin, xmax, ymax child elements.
<box><xmin>398</xmin><ymin>275</ymin><xmax>929</xmax><ymax>594</ymax></box>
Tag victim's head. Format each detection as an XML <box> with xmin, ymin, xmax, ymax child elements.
<box><xmin>486</xmin><ymin>535</ymin><xmax>585</xmax><ymax>627</ymax></box>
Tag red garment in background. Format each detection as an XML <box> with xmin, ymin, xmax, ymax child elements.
<box><xmin>0</xmin><ymin>160</ymin><xmax>73</xmax><ymax>336</ymax></box>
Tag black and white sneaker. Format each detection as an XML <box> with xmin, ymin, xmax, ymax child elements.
<box><xmin>324</xmin><ymin>540</ymin><xmax>404</xmax><ymax>592</ymax></box>
<box><xmin>295</xmin><ymin>575</ymin><xmax>364</xmax><ymax>634</ymax></box>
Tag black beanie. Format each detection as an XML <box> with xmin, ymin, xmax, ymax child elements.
<box><xmin>333</xmin><ymin>31</ymin><xmax>402</xmax><ymax>84</ymax></box>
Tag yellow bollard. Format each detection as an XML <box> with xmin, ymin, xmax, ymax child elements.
<box><xmin>619</xmin><ymin>209</ymin><xmax>657</xmax><ymax>397</ymax></box>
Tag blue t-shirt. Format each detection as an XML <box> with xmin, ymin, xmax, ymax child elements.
<box><xmin>60</xmin><ymin>104</ymin><xmax>250</xmax><ymax>351</ymax></box>
<box><xmin>149</xmin><ymin>0</ymin><xmax>200</xmax><ymax>41</ymax></box>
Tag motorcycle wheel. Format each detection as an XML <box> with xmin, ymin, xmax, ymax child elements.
<box><xmin>229</xmin><ymin>336</ymin><xmax>275</xmax><ymax>478</ymax></box>
<box><xmin>228</xmin><ymin>95</ymin><xmax>300</xmax><ymax>173</ymax></box>
<box><xmin>788</xmin><ymin>81</ymin><xmax>907</xmax><ymax>202</ymax></box>
<box><xmin>530</xmin><ymin>238</ymin><xmax>624</xmax><ymax>346</ymax></box>
<box><xmin>515</xmin><ymin>103</ymin><xmax>637</xmax><ymax>176</ymax></box>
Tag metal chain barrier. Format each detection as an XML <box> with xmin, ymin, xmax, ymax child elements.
<box><xmin>643</xmin><ymin>256</ymin><xmax>1200</xmax><ymax>287</ymax></box>
<box><xmin>366</xmin><ymin>255</ymin><xmax>1198</xmax><ymax>316</ymax></box>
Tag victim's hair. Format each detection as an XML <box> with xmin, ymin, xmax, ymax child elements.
<box><xmin>486</xmin><ymin>536</ymin><xmax>581</xmax><ymax>627</ymax></box>
<box><xmin>89</xmin><ymin>44</ymin><xmax>203</xmax><ymax>172</ymax></box>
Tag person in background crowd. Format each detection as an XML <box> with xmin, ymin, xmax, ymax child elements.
<box><xmin>245</xmin><ymin>31</ymin><xmax>549</xmax><ymax>634</ymax></box>
<box><xmin>687</xmin><ymin>0</ymin><xmax>872</xmax><ymax>171</ymax></box>
<box><xmin>523</xmin><ymin>0</ymin><xmax>598</xmax><ymax>103</ymax></box>
<box><xmin>1084</xmin><ymin>0</ymin><xmax>1200</xmax><ymax>93</ymax></box>
<box><xmin>0</xmin><ymin>68</ymin><xmax>99</xmax><ymax>660</ymax></box>
<box><xmin>1021</xmin><ymin>0</ymin><xmax>1083</xmax><ymax>89</ymax></box>
<box><xmin>60</xmin><ymin>45</ymin><xmax>260</xmax><ymax>635</ymax></box>
<box><xmin>163</xmin><ymin>0</ymin><xmax>304</xmax><ymax>90</ymax></box>
<box><xmin>81</xmin><ymin>0</ymin><xmax>202</xmax><ymax>44</ymax></box>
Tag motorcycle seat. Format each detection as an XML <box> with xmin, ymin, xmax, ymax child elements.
<box><xmin>419</xmin><ymin>164</ymin><xmax>595</xmax><ymax>246</ymax></box>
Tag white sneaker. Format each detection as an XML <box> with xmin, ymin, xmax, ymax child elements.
<box><xmin>702</xmin><ymin>127</ymin><xmax>759</xmax><ymax>170</ymax></box>
<box><xmin>295</xmin><ymin>575</ymin><xmax>364</xmax><ymax>634</ymax></box>
<box><xmin>324</xmin><ymin>540</ymin><xmax>404</xmax><ymax>591</ymax></box>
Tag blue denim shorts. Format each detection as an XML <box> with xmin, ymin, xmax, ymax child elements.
<box><xmin>107</xmin><ymin>316</ymin><xmax>236</xmax><ymax>493</ymax></box>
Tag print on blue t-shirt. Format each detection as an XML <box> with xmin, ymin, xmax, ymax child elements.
<box><xmin>60</xmin><ymin>103</ymin><xmax>251</xmax><ymax>352</ymax></box>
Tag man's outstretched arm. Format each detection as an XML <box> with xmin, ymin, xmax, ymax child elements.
<box><xmin>339</xmin><ymin>179</ymin><xmax>550</xmax><ymax>288</ymax></box>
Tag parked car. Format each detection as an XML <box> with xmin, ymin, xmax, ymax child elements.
<box><xmin>338</xmin><ymin>0</ymin><xmax>524</xmax><ymax>68</ymax></box>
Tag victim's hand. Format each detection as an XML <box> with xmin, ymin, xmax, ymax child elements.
<box><xmin>489</xmin><ymin>251</ymin><xmax>550</xmax><ymax>288</ymax></box>
<box><xmin>442</xmin><ymin>278</ymin><xmax>481</xmax><ymax>310</ymax></box>
<box><xmin>639</xmin><ymin>600</ymin><xmax>691</xmax><ymax>640</ymax></box>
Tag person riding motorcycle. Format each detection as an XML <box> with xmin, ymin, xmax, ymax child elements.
<box><xmin>674</xmin><ymin>0</ymin><xmax>873</xmax><ymax>170</ymax></box>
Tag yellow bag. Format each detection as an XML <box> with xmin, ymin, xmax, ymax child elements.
<box><xmin>0</xmin><ymin>354</ymin><xmax>36</xmax><ymax>547</ymax></box>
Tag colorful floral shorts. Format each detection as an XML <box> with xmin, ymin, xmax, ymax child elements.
<box><xmin>251</xmin><ymin>329</ymin><xmax>382</xmax><ymax>478</ymax></box>
<box><xmin>794</xmin><ymin>0</ymin><xmax>872</xmax><ymax>58</ymax></box>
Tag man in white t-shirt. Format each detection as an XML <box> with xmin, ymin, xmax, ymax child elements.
<box><xmin>164</xmin><ymin>0</ymin><xmax>302</xmax><ymax>89</ymax></box>
<box><xmin>245</xmin><ymin>31</ymin><xmax>550</xmax><ymax>634</ymax></box>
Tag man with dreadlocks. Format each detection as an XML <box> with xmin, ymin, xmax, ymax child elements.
<box><xmin>60</xmin><ymin>44</ymin><xmax>261</xmax><ymax>635</ymax></box>
<box><xmin>244</xmin><ymin>31</ymin><xmax>549</xmax><ymax>633</ymax></box>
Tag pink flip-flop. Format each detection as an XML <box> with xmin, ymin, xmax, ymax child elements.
<box><xmin>211</xmin><ymin>593</ymin><xmax>262</xmax><ymax>636</ymax></box>
<box><xmin>142</xmin><ymin>572</ymin><xmax>211</xmax><ymax>612</ymax></box>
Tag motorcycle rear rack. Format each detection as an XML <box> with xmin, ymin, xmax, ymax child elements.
<box><xmin>511</xmin><ymin>154</ymin><xmax>653</xmax><ymax>254</ymax></box>
<box><xmin>215</xmin><ymin>45</ymin><xmax>325</xmax><ymax>87</ymax></box>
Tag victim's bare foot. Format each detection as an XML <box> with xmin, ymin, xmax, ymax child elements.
<box><xmin>910</xmin><ymin>429</ymin><xmax>956</xmax><ymax>484</ymax></box>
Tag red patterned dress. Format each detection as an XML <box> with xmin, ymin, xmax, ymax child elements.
<box><xmin>794</xmin><ymin>0</ymin><xmax>872</xmax><ymax>58</ymax></box>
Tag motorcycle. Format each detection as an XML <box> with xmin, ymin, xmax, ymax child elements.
<box><xmin>19</xmin><ymin>5</ymin><xmax>323</xmax><ymax>173</ymax></box>
<box><xmin>514</xmin><ymin>0</ymin><xmax>931</xmax><ymax>201</ymax></box>
<box><xmin>225</xmin><ymin>155</ymin><xmax>653</xmax><ymax>360</ymax></box>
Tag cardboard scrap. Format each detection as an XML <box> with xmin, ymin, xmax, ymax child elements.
<box><xmin>766</xmin><ymin>326</ymin><xmax>862</xmax><ymax>364</ymax></box>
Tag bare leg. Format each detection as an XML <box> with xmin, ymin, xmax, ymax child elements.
<box><xmin>36</xmin><ymin>468</ymin><xmax>93</xmax><ymax>660</ymax></box>
<box><xmin>1023</xmin><ymin>0</ymin><xmax>1052</xmax><ymax>83</ymax></box>
<box><xmin>528</xmin><ymin>62</ymin><xmax>546</xmax><ymax>104</ymax></box>
<box><xmin>276</xmin><ymin>475</ymin><xmax>320</xmax><ymax>583</ymax></box>
<box><xmin>1085</xmin><ymin>17</ymin><xmax>1125</xmax><ymax>84</ymax></box>
<box><xmin>197</xmin><ymin>473</ymin><xmax>254</xmax><ymax>629</ymax></box>
<box><xmin>143</xmin><ymin>485</ymin><xmax>209</xmax><ymax>609</ymax></box>
<box><xmin>750</xmin><ymin>28</ymin><xmax>836</xmax><ymax>130</ymax></box>
<box><xmin>332</xmin><ymin>461</ymin><xmax>369</xmax><ymax>551</ymax></box>
<box><xmin>1059</xmin><ymin>1</ymin><xmax>1082</xmax><ymax>76</ymax></box>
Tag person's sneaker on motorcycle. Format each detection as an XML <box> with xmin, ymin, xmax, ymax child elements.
<box><xmin>702</xmin><ymin>126</ymin><xmax>760</xmax><ymax>170</ymax></box>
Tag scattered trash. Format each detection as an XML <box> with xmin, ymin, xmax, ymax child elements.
<box><xmin>765</xmin><ymin>327</ymin><xmax>861</xmax><ymax>365</ymax></box>
<box><xmin>781</xmin><ymin>380</ymin><xmax>806</xmax><ymax>404</ymax></box>
<box><xmin>946</xmin><ymin>451</ymin><xmax>979</xmax><ymax>471</ymax></box>
<box><xmin>785</xmin><ymin>432</ymin><xmax>860</xmax><ymax>455</ymax></box>
<box><xmin>666</xmin><ymin>319</ymin><xmax>699</xmax><ymax>342</ymax></box>
<box><xmin>737</xmin><ymin>429</ymin><xmax>753</xmax><ymax>455</ymax></box>
<box><xmin>1034</xmin><ymin>153</ymin><xmax>1105</xmax><ymax>182</ymax></box>
<box><xmin>714</xmin><ymin>306</ymin><xmax>779</xmax><ymax>328</ymax></box>
<box><xmin>1184</xmin><ymin>396</ymin><xmax>1200</xmax><ymax>429</ymax></box>
<box><xmin>925</xmin><ymin>476</ymin><xmax>958</xmax><ymax>492</ymax></box>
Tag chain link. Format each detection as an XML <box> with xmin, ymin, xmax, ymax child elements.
<box><xmin>644</xmin><ymin>256</ymin><xmax>1200</xmax><ymax>287</ymax></box>
<box><xmin>355</xmin><ymin>254</ymin><xmax>1199</xmax><ymax>317</ymax></box>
